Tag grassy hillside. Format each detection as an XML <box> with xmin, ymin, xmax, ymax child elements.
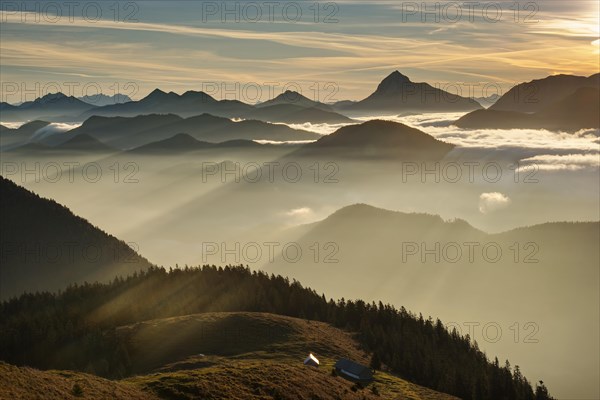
<box><xmin>118</xmin><ymin>312</ymin><xmax>369</xmax><ymax>374</ymax></box>
<box><xmin>121</xmin><ymin>312</ymin><xmax>458</xmax><ymax>400</ymax></box>
<box><xmin>129</xmin><ymin>359</ymin><xmax>459</xmax><ymax>400</ymax></box>
<box><xmin>1</xmin><ymin>312</ymin><xmax>458</xmax><ymax>400</ymax></box>
<box><xmin>1</xmin><ymin>265</ymin><xmax>553</xmax><ymax>399</ymax></box>
<box><xmin>0</xmin><ymin>362</ymin><xmax>158</xmax><ymax>400</ymax></box>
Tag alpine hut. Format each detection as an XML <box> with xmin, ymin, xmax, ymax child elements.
<box><xmin>334</xmin><ymin>358</ymin><xmax>373</xmax><ymax>383</ymax></box>
<box><xmin>303</xmin><ymin>353</ymin><xmax>320</xmax><ymax>367</ymax></box>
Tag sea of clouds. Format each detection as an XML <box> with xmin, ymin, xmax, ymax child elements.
<box><xmin>276</xmin><ymin>112</ymin><xmax>600</xmax><ymax>171</ymax></box>
<box><xmin>3</xmin><ymin>114</ymin><xmax>599</xmax><ymax>173</ymax></box>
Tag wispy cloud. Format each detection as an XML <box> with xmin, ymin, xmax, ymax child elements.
<box><xmin>479</xmin><ymin>192</ymin><xmax>511</xmax><ymax>214</ymax></box>
<box><xmin>1</xmin><ymin>5</ymin><xmax>598</xmax><ymax>100</ymax></box>
<box><xmin>518</xmin><ymin>153</ymin><xmax>600</xmax><ymax>171</ymax></box>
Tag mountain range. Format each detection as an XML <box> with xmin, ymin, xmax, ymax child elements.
<box><xmin>28</xmin><ymin>119</ymin><xmax>453</xmax><ymax>159</ymax></box>
<box><xmin>76</xmin><ymin>89</ymin><xmax>352</xmax><ymax>124</ymax></box>
<box><xmin>78</xmin><ymin>93</ymin><xmax>132</xmax><ymax>106</ymax></box>
<box><xmin>2</xmin><ymin>71</ymin><xmax>598</xmax><ymax>151</ymax></box>
<box><xmin>1</xmin><ymin>71</ymin><xmax>485</xmax><ymax>123</ymax></box>
<box><xmin>64</xmin><ymin>113</ymin><xmax>320</xmax><ymax>149</ymax></box>
<box><xmin>128</xmin><ymin>133</ymin><xmax>265</xmax><ymax>154</ymax></box>
<box><xmin>0</xmin><ymin>93</ymin><xmax>95</xmax><ymax>122</ymax></box>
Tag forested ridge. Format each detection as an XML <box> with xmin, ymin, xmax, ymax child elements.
<box><xmin>0</xmin><ymin>265</ymin><xmax>553</xmax><ymax>400</ymax></box>
<box><xmin>0</xmin><ymin>176</ymin><xmax>151</xmax><ymax>299</ymax></box>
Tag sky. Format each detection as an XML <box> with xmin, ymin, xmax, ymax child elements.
<box><xmin>0</xmin><ymin>0</ymin><xmax>599</xmax><ymax>104</ymax></box>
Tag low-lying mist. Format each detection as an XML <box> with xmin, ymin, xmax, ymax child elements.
<box><xmin>1</xmin><ymin>112</ymin><xmax>599</xmax><ymax>398</ymax></box>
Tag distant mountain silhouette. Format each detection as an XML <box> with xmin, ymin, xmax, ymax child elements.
<box><xmin>128</xmin><ymin>133</ymin><xmax>214</xmax><ymax>153</ymax></box>
<box><xmin>0</xmin><ymin>176</ymin><xmax>152</xmax><ymax>299</ymax></box>
<box><xmin>18</xmin><ymin>93</ymin><xmax>92</xmax><ymax>111</ymax></box>
<box><xmin>4</xmin><ymin>142</ymin><xmax>51</xmax><ymax>153</ymax></box>
<box><xmin>473</xmin><ymin>93</ymin><xmax>501</xmax><ymax>108</ymax></box>
<box><xmin>57</xmin><ymin>133</ymin><xmax>117</xmax><ymax>152</ymax></box>
<box><xmin>79</xmin><ymin>113</ymin><xmax>182</xmax><ymax>136</ymax></box>
<box><xmin>0</xmin><ymin>102</ymin><xmax>18</xmax><ymax>112</ymax></box>
<box><xmin>298</xmin><ymin>120</ymin><xmax>454</xmax><ymax>159</ymax></box>
<box><xmin>304</xmin><ymin>203</ymin><xmax>483</xmax><ymax>242</ymax></box>
<box><xmin>347</xmin><ymin>71</ymin><xmax>482</xmax><ymax>113</ymax></box>
<box><xmin>257</xmin><ymin>90</ymin><xmax>332</xmax><ymax>111</ymax></box>
<box><xmin>8</xmin><ymin>133</ymin><xmax>116</xmax><ymax>154</ymax></box>
<box><xmin>129</xmin><ymin>133</ymin><xmax>268</xmax><ymax>154</ymax></box>
<box><xmin>212</xmin><ymin>139</ymin><xmax>266</xmax><ymax>148</ymax></box>
<box><xmin>281</xmin><ymin>203</ymin><xmax>599</xmax><ymax>277</ymax></box>
<box><xmin>0</xmin><ymin>120</ymin><xmax>51</xmax><ymax>149</ymax></box>
<box><xmin>455</xmin><ymin>87</ymin><xmax>600</xmax><ymax>131</ymax></box>
<box><xmin>534</xmin><ymin>86</ymin><xmax>600</xmax><ymax>130</ymax></box>
<box><xmin>0</xmin><ymin>74</ymin><xmax>482</xmax><ymax>123</ymax></box>
<box><xmin>454</xmin><ymin>109</ymin><xmax>531</xmax><ymax>129</ymax></box>
<box><xmin>1</xmin><ymin>120</ymin><xmax>50</xmax><ymax>136</ymax></box>
<box><xmin>331</xmin><ymin>100</ymin><xmax>357</xmax><ymax>109</ymax></box>
<box><xmin>78</xmin><ymin>89</ymin><xmax>349</xmax><ymax>124</ymax></box>
<box><xmin>490</xmin><ymin>73</ymin><xmax>599</xmax><ymax>113</ymax></box>
<box><xmin>68</xmin><ymin>113</ymin><xmax>320</xmax><ymax>149</ymax></box>
<box><xmin>78</xmin><ymin>93</ymin><xmax>132</xmax><ymax>106</ymax></box>
<box><xmin>1</xmin><ymin>93</ymin><xmax>96</xmax><ymax>121</ymax></box>
<box><xmin>1</xmin><ymin>75</ymin><xmax>483</xmax><ymax>123</ymax></box>
<box><xmin>77</xmin><ymin>89</ymin><xmax>253</xmax><ymax>121</ymax></box>
<box><xmin>275</xmin><ymin>203</ymin><xmax>598</xmax><ymax>275</ymax></box>
<box><xmin>245</xmin><ymin>104</ymin><xmax>352</xmax><ymax>124</ymax></box>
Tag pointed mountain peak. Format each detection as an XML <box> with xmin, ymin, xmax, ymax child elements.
<box><xmin>276</xmin><ymin>90</ymin><xmax>308</xmax><ymax>101</ymax></box>
<box><xmin>140</xmin><ymin>88</ymin><xmax>182</xmax><ymax>104</ymax></box>
<box><xmin>353</xmin><ymin>70</ymin><xmax>480</xmax><ymax>112</ymax></box>
<box><xmin>258</xmin><ymin>90</ymin><xmax>328</xmax><ymax>109</ymax></box>
<box><xmin>388</xmin><ymin>70</ymin><xmax>411</xmax><ymax>81</ymax></box>
<box><xmin>366</xmin><ymin>71</ymin><xmax>414</xmax><ymax>98</ymax></box>
<box><xmin>144</xmin><ymin>88</ymin><xmax>168</xmax><ymax>99</ymax></box>
<box><xmin>377</xmin><ymin>70</ymin><xmax>412</xmax><ymax>91</ymax></box>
